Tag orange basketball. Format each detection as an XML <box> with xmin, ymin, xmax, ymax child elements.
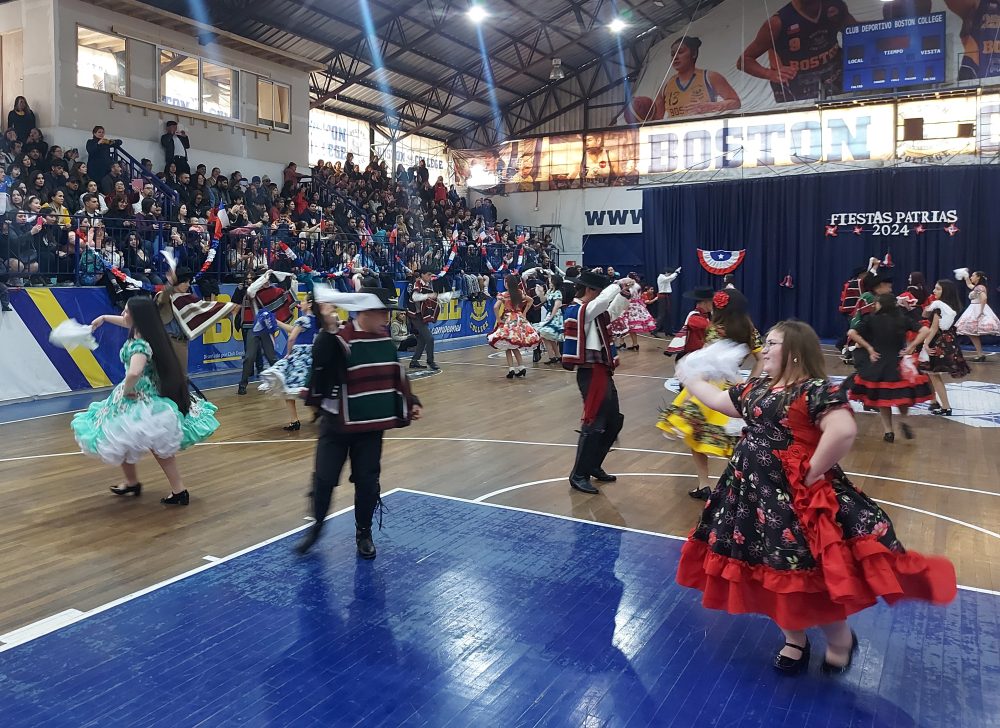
<box><xmin>623</xmin><ymin>96</ymin><xmax>654</xmax><ymax>124</ymax></box>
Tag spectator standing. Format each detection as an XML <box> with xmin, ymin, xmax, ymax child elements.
<box><xmin>100</xmin><ymin>161</ymin><xmax>125</xmax><ymax>196</ymax></box>
<box><xmin>85</xmin><ymin>126</ymin><xmax>119</xmax><ymax>186</ymax></box>
<box><xmin>7</xmin><ymin>96</ymin><xmax>36</xmax><ymax>142</ymax></box>
<box><xmin>160</xmin><ymin>121</ymin><xmax>190</xmax><ymax>175</ymax></box>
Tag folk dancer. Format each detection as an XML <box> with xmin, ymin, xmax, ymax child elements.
<box><xmin>297</xmin><ymin>287</ymin><xmax>422</xmax><ymax>559</ymax></box>
<box><xmin>154</xmin><ymin>265</ymin><xmax>237</xmax><ymax>374</ymax></box>
<box><xmin>236</xmin><ymin>266</ymin><xmax>298</xmax><ymax>395</ymax></box>
<box><xmin>562</xmin><ymin>270</ymin><xmax>632</xmax><ymax>494</ymax></box>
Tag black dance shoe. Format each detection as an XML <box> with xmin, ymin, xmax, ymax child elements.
<box><xmin>900</xmin><ymin>423</ymin><xmax>914</xmax><ymax>440</ymax></box>
<box><xmin>688</xmin><ymin>487</ymin><xmax>711</xmax><ymax>501</ymax></box>
<box><xmin>774</xmin><ymin>640</ymin><xmax>811</xmax><ymax>675</ymax></box>
<box><xmin>428</xmin><ymin>362</ymin><xmax>440</xmax><ymax>371</ymax></box>
<box><xmin>934</xmin><ymin>408</ymin><xmax>953</xmax><ymax>416</ymax></box>
<box><xmin>160</xmin><ymin>490</ymin><xmax>190</xmax><ymax>506</ymax></box>
<box><xmin>821</xmin><ymin>631</ymin><xmax>859</xmax><ymax>675</ymax></box>
<box><xmin>296</xmin><ymin>525</ymin><xmax>322</xmax><ymax>555</ymax></box>
<box><xmin>356</xmin><ymin>526</ymin><xmax>377</xmax><ymax>560</ymax></box>
<box><xmin>110</xmin><ymin>482</ymin><xmax>142</xmax><ymax>497</ymax></box>
<box><xmin>409</xmin><ymin>361</ymin><xmax>426</xmax><ymax>369</ymax></box>
<box><xmin>883</xmin><ymin>432</ymin><xmax>895</xmax><ymax>443</ymax></box>
<box><xmin>569</xmin><ymin>474</ymin><xmax>599</xmax><ymax>494</ymax></box>
<box><xmin>237</xmin><ymin>385</ymin><xmax>247</xmax><ymax>395</ymax></box>
<box><xmin>591</xmin><ymin>468</ymin><xmax>617</xmax><ymax>483</ymax></box>
<box><xmin>283</xmin><ymin>420</ymin><xmax>301</xmax><ymax>431</ymax></box>
<box><xmin>515</xmin><ymin>368</ymin><xmax>527</xmax><ymax>378</ymax></box>
<box><xmin>506</xmin><ymin>369</ymin><xmax>516</xmax><ymax>379</ymax></box>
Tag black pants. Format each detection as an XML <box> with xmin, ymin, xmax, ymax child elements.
<box><xmin>656</xmin><ymin>293</ymin><xmax>672</xmax><ymax>334</ymax></box>
<box><xmin>239</xmin><ymin>327</ymin><xmax>278</xmax><ymax>386</ymax></box>
<box><xmin>410</xmin><ymin>317</ymin><xmax>435</xmax><ymax>364</ymax></box>
<box><xmin>311</xmin><ymin>417</ymin><xmax>383</xmax><ymax>529</ymax></box>
<box><xmin>171</xmin><ymin>155</ymin><xmax>190</xmax><ymax>175</ymax></box>
<box><xmin>570</xmin><ymin>366</ymin><xmax>624</xmax><ymax>478</ymax></box>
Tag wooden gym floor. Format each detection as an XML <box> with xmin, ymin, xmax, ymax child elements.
<box><xmin>1</xmin><ymin>337</ymin><xmax>998</xmax><ymax>637</ymax></box>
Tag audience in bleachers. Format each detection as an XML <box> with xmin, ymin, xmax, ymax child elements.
<box><xmin>0</xmin><ymin>97</ymin><xmax>560</xmax><ymax>301</ymax></box>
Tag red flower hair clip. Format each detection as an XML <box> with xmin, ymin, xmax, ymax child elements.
<box><xmin>713</xmin><ymin>291</ymin><xmax>730</xmax><ymax>308</ymax></box>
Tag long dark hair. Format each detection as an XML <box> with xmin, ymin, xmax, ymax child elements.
<box><xmin>506</xmin><ymin>274</ymin><xmax>525</xmax><ymax>309</ymax></box>
<box><xmin>127</xmin><ymin>296</ymin><xmax>190</xmax><ymax>414</ymax></box>
<box><xmin>935</xmin><ymin>279</ymin><xmax>963</xmax><ymax>314</ymax></box>
<box><xmin>874</xmin><ymin>293</ymin><xmax>901</xmax><ymax>318</ymax></box>
<box><xmin>907</xmin><ymin>271</ymin><xmax>928</xmax><ymax>303</ymax></box>
<box><xmin>711</xmin><ymin>305</ymin><xmax>755</xmax><ymax>350</ymax></box>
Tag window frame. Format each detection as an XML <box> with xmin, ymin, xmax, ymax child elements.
<box><xmin>75</xmin><ymin>25</ymin><xmax>129</xmax><ymax>97</ymax></box>
<box><xmin>156</xmin><ymin>44</ymin><xmax>202</xmax><ymax>113</ymax></box>
<box><xmin>200</xmin><ymin>58</ymin><xmax>239</xmax><ymax>120</ymax></box>
<box><xmin>257</xmin><ymin>77</ymin><xmax>291</xmax><ymax>133</ymax></box>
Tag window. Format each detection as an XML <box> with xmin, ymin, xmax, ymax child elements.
<box><xmin>77</xmin><ymin>27</ymin><xmax>126</xmax><ymax>95</ymax></box>
<box><xmin>258</xmin><ymin>78</ymin><xmax>291</xmax><ymax>132</ymax></box>
<box><xmin>202</xmin><ymin>61</ymin><xmax>237</xmax><ymax>118</ymax></box>
<box><xmin>158</xmin><ymin>48</ymin><xmax>199</xmax><ymax>110</ymax></box>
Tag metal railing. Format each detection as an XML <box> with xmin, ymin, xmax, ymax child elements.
<box><xmin>110</xmin><ymin>145</ymin><xmax>181</xmax><ymax>218</ymax></box>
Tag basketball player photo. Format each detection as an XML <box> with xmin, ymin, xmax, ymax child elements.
<box><xmin>654</xmin><ymin>37</ymin><xmax>741</xmax><ymax>119</ymax></box>
<box><xmin>581</xmin><ymin>130</ymin><xmax>639</xmax><ymax>187</ymax></box>
<box><xmin>947</xmin><ymin>0</ymin><xmax>1000</xmax><ymax>80</ymax></box>
<box><xmin>739</xmin><ymin>0</ymin><xmax>858</xmax><ymax>103</ymax></box>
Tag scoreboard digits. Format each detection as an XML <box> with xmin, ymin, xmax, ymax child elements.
<box><xmin>842</xmin><ymin>12</ymin><xmax>946</xmax><ymax>92</ymax></box>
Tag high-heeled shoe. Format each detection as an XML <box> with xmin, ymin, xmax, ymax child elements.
<box><xmin>971</xmin><ymin>355</ymin><xmax>986</xmax><ymax>362</ymax></box>
<box><xmin>933</xmin><ymin>408</ymin><xmax>952</xmax><ymax>416</ymax></box>
<box><xmin>774</xmin><ymin>639</ymin><xmax>811</xmax><ymax>674</ymax></box>
<box><xmin>821</xmin><ymin>631</ymin><xmax>859</xmax><ymax>675</ymax></box>
<box><xmin>110</xmin><ymin>482</ymin><xmax>142</xmax><ymax>497</ymax></box>
<box><xmin>688</xmin><ymin>486</ymin><xmax>711</xmax><ymax>501</ymax></box>
<box><xmin>160</xmin><ymin>490</ymin><xmax>190</xmax><ymax>506</ymax></box>
<box><xmin>506</xmin><ymin>369</ymin><xmax>516</xmax><ymax>379</ymax></box>
<box><xmin>629</xmin><ymin>345</ymin><xmax>639</xmax><ymax>351</ymax></box>
<box><xmin>515</xmin><ymin>367</ymin><xmax>527</xmax><ymax>378</ymax></box>
<box><xmin>900</xmin><ymin>423</ymin><xmax>913</xmax><ymax>440</ymax></box>
<box><xmin>283</xmin><ymin>420</ymin><xmax>301</xmax><ymax>431</ymax></box>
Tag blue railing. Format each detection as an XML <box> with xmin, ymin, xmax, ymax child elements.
<box><xmin>111</xmin><ymin>145</ymin><xmax>180</xmax><ymax>218</ymax></box>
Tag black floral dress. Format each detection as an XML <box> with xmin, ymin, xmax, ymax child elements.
<box><xmin>919</xmin><ymin>309</ymin><xmax>970</xmax><ymax>378</ymax></box>
<box><xmin>676</xmin><ymin>377</ymin><xmax>956</xmax><ymax>630</ymax></box>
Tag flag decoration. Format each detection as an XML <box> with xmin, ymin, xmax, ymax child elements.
<box><xmin>780</xmin><ymin>273</ymin><xmax>794</xmax><ymax>289</ymax></box>
<box><xmin>452</xmin><ymin>224</ymin><xmax>460</xmax><ymax>242</ymax></box>
<box><xmin>96</xmin><ymin>252</ymin><xmax>154</xmax><ymax>292</ymax></box>
<box><xmin>696</xmin><ymin>249</ymin><xmax>746</xmax><ymax>275</ymax></box>
<box><xmin>192</xmin><ymin>239</ymin><xmax>220</xmax><ymax>282</ymax></box>
<box><xmin>882</xmin><ymin>251</ymin><xmax>894</xmax><ymax>268</ymax></box>
<box><xmin>439</xmin><ymin>244</ymin><xmax>459</xmax><ymax>276</ymax></box>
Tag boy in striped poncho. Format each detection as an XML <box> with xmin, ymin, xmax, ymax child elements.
<box><xmin>297</xmin><ymin>287</ymin><xmax>422</xmax><ymax>559</ymax></box>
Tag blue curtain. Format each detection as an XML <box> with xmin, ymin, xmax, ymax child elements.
<box><xmin>581</xmin><ymin>233</ymin><xmax>644</xmax><ymax>274</ymax></box>
<box><xmin>642</xmin><ymin>165</ymin><xmax>1000</xmax><ymax>338</ymax></box>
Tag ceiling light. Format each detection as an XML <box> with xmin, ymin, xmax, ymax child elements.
<box><xmin>468</xmin><ymin>5</ymin><xmax>487</xmax><ymax>23</ymax></box>
<box><xmin>549</xmin><ymin>58</ymin><xmax>566</xmax><ymax>81</ymax></box>
<box><xmin>608</xmin><ymin>18</ymin><xmax>626</xmax><ymax>33</ymax></box>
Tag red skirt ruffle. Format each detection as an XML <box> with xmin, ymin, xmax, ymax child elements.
<box><xmin>676</xmin><ymin>444</ymin><xmax>957</xmax><ymax>630</ymax></box>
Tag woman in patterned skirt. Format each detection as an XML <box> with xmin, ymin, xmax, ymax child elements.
<box><xmin>848</xmin><ymin>293</ymin><xmax>934</xmax><ymax>442</ymax></box>
<box><xmin>955</xmin><ymin>270</ymin><xmax>1000</xmax><ymax>362</ymax></box>
<box><xmin>259</xmin><ymin>294</ymin><xmax>320</xmax><ymax>431</ymax></box>
<box><xmin>74</xmin><ymin>297</ymin><xmax>220</xmax><ymax>505</ymax></box>
<box><xmin>620</xmin><ymin>272</ymin><xmax>657</xmax><ymax>351</ymax></box>
<box><xmin>658</xmin><ymin>289</ymin><xmax>762</xmax><ymax>500</ymax></box>
<box><xmin>676</xmin><ymin>320</ymin><xmax>956</xmax><ymax>674</ymax></box>
<box><xmin>533</xmin><ymin>273</ymin><xmax>565</xmax><ymax>364</ymax></box>
<box><xmin>488</xmin><ymin>273</ymin><xmax>540</xmax><ymax>378</ymax></box>
<box><xmin>918</xmin><ymin>280</ymin><xmax>970</xmax><ymax>416</ymax></box>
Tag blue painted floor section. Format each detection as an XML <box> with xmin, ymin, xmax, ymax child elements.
<box><xmin>0</xmin><ymin>491</ymin><xmax>997</xmax><ymax>728</ymax></box>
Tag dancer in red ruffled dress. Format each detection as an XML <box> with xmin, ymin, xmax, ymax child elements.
<box><xmin>675</xmin><ymin>320</ymin><xmax>956</xmax><ymax>675</ymax></box>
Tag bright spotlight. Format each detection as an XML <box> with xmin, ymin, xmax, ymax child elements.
<box><xmin>468</xmin><ymin>5</ymin><xmax>487</xmax><ymax>22</ymax></box>
<box><xmin>608</xmin><ymin>18</ymin><xmax>626</xmax><ymax>33</ymax></box>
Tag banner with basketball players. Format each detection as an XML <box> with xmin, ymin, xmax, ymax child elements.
<box><xmin>619</xmin><ymin>0</ymin><xmax>1000</xmax><ymax>125</ymax></box>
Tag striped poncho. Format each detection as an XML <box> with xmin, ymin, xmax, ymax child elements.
<box><xmin>310</xmin><ymin>321</ymin><xmax>419</xmax><ymax>433</ymax></box>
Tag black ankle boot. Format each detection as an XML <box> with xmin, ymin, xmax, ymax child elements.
<box><xmin>296</xmin><ymin>524</ymin><xmax>323</xmax><ymax>555</ymax></box>
<box><xmin>356</xmin><ymin>525</ymin><xmax>376</xmax><ymax>559</ymax></box>
<box><xmin>569</xmin><ymin>432</ymin><xmax>600</xmax><ymax>494</ymax></box>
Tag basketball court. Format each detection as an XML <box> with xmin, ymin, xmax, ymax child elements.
<box><xmin>1</xmin><ymin>339</ymin><xmax>998</xmax><ymax>726</ymax></box>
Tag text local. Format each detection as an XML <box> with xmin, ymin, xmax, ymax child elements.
<box><xmin>647</xmin><ymin>117</ymin><xmax>875</xmax><ymax>172</ymax></box>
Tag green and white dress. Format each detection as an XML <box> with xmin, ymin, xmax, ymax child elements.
<box><xmin>72</xmin><ymin>338</ymin><xmax>220</xmax><ymax>464</ymax></box>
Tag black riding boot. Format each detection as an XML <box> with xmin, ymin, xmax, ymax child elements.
<box><xmin>569</xmin><ymin>431</ymin><xmax>600</xmax><ymax>494</ymax></box>
<box><xmin>591</xmin><ymin>413</ymin><xmax>624</xmax><ymax>481</ymax></box>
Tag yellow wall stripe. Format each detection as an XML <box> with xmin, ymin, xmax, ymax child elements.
<box><xmin>27</xmin><ymin>290</ymin><xmax>114</xmax><ymax>388</ymax></box>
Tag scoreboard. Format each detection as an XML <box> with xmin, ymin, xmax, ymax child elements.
<box><xmin>842</xmin><ymin>12</ymin><xmax>946</xmax><ymax>92</ymax></box>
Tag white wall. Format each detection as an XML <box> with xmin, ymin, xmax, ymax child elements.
<box><xmin>51</xmin><ymin>0</ymin><xmax>309</xmax><ymax>179</ymax></box>
<box><xmin>473</xmin><ymin>186</ymin><xmax>644</xmax><ymax>264</ymax></box>
<box><xmin>0</xmin><ymin>0</ymin><xmax>57</xmax><ymax>125</ymax></box>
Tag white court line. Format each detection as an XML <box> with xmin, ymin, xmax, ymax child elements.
<box><xmin>4</xmin><ymin>436</ymin><xmax>997</xmax><ymax>500</ymax></box>
<box><xmin>472</xmin><ymin>474</ymin><xmax>1000</xmax><ymax>541</ymax></box>
<box><xmin>0</xmin><ymin>490</ymin><xmax>389</xmax><ymax>654</ymax></box>
<box><xmin>394</xmin><ymin>487</ymin><xmax>1000</xmax><ymax>596</ymax></box>
<box><xmin>202</xmin><ymin>555</ymin><xmax>221</xmax><ymax>563</ymax></box>
<box><xmin>2</xmin><ymin>485</ymin><xmax>996</xmax><ymax>649</ymax></box>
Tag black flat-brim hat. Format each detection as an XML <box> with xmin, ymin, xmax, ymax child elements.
<box><xmin>683</xmin><ymin>286</ymin><xmax>714</xmax><ymax>301</ymax></box>
<box><xmin>567</xmin><ymin>269</ymin><xmax>612</xmax><ymax>290</ymax></box>
<box><xmin>174</xmin><ymin>266</ymin><xmax>193</xmax><ymax>284</ymax></box>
